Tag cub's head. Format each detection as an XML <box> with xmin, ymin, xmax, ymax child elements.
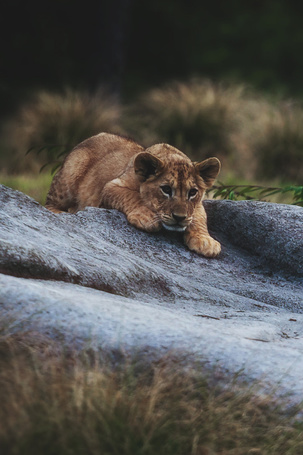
<box><xmin>134</xmin><ymin>147</ymin><xmax>220</xmax><ymax>232</ymax></box>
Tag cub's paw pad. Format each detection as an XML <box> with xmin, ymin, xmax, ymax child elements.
<box><xmin>185</xmin><ymin>235</ymin><xmax>221</xmax><ymax>258</ymax></box>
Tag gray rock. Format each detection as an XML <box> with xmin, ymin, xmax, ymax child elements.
<box><xmin>0</xmin><ymin>184</ymin><xmax>303</xmax><ymax>400</ymax></box>
<box><xmin>204</xmin><ymin>199</ymin><xmax>303</xmax><ymax>277</ymax></box>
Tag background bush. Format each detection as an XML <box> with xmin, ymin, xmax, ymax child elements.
<box><xmin>1</xmin><ymin>330</ymin><xmax>303</xmax><ymax>455</ymax></box>
<box><xmin>124</xmin><ymin>79</ymin><xmax>242</xmax><ymax>160</ymax></box>
<box><xmin>1</xmin><ymin>79</ymin><xmax>303</xmax><ymax>183</ymax></box>
<box><xmin>253</xmin><ymin>102</ymin><xmax>303</xmax><ymax>182</ymax></box>
<box><xmin>0</xmin><ymin>88</ymin><xmax>123</xmax><ymax>173</ymax></box>
<box><xmin>125</xmin><ymin>79</ymin><xmax>303</xmax><ymax>183</ymax></box>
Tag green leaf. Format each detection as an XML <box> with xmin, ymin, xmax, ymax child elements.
<box><xmin>208</xmin><ymin>183</ymin><xmax>303</xmax><ymax>206</ymax></box>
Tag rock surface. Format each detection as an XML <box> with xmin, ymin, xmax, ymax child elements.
<box><xmin>0</xmin><ymin>184</ymin><xmax>303</xmax><ymax>399</ymax></box>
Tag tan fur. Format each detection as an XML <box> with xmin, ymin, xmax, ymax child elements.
<box><xmin>46</xmin><ymin>133</ymin><xmax>221</xmax><ymax>257</ymax></box>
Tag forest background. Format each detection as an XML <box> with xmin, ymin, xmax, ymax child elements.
<box><xmin>1</xmin><ymin>0</ymin><xmax>303</xmax><ymax>202</ymax></box>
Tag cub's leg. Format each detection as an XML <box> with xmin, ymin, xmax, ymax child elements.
<box><xmin>101</xmin><ymin>179</ymin><xmax>162</xmax><ymax>232</ymax></box>
<box><xmin>184</xmin><ymin>204</ymin><xmax>221</xmax><ymax>258</ymax></box>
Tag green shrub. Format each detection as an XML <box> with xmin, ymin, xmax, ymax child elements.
<box><xmin>208</xmin><ymin>183</ymin><xmax>303</xmax><ymax>206</ymax></box>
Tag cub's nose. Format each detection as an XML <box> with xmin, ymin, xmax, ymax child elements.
<box><xmin>172</xmin><ymin>213</ymin><xmax>187</xmax><ymax>223</ymax></box>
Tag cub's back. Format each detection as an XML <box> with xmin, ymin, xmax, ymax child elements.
<box><xmin>69</xmin><ymin>133</ymin><xmax>143</xmax><ymax>180</ymax></box>
<box><xmin>45</xmin><ymin>133</ymin><xmax>143</xmax><ymax>212</ymax></box>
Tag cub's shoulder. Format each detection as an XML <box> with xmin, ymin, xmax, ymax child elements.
<box><xmin>73</xmin><ymin>132</ymin><xmax>144</xmax><ymax>154</ymax></box>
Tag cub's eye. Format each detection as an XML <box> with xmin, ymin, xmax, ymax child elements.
<box><xmin>188</xmin><ymin>188</ymin><xmax>198</xmax><ymax>198</ymax></box>
<box><xmin>160</xmin><ymin>185</ymin><xmax>172</xmax><ymax>197</ymax></box>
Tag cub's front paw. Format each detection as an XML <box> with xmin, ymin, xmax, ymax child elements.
<box><xmin>185</xmin><ymin>234</ymin><xmax>221</xmax><ymax>258</ymax></box>
<box><xmin>127</xmin><ymin>208</ymin><xmax>162</xmax><ymax>232</ymax></box>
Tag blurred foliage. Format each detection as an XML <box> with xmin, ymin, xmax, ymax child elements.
<box><xmin>1</xmin><ymin>80</ymin><xmax>303</xmax><ymax>198</ymax></box>
<box><xmin>2</xmin><ymin>0</ymin><xmax>303</xmax><ymax>113</ymax></box>
<box><xmin>254</xmin><ymin>103</ymin><xmax>303</xmax><ymax>181</ymax></box>
<box><xmin>124</xmin><ymin>79</ymin><xmax>242</xmax><ymax>160</ymax></box>
<box><xmin>0</xmin><ymin>88</ymin><xmax>123</xmax><ymax>173</ymax></box>
<box><xmin>126</xmin><ymin>0</ymin><xmax>303</xmax><ymax>98</ymax></box>
<box><xmin>0</xmin><ymin>173</ymin><xmax>52</xmax><ymax>204</ymax></box>
<box><xmin>125</xmin><ymin>79</ymin><xmax>303</xmax><ymax>183</ymax></box>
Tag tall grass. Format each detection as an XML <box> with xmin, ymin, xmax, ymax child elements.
<box><xmin>254</xmin><ymin>102</ymin><xmax>303</xmax><ymax>182</ymax></box>
<box><xmin>124</xmin><ymin>79</ymin><xmax>242</xmax><ymax>160</ymax></box>
<box><xmin>1</xmin><ymin>80</ymin><xmax>303</xmax><ymax>183</ymax></box>
<box><xmin>0</xmin><ymin>88</ymin><xmax>123</xmax><ymax>173</ymax></box>
<box><xmin>0</xmin><ymin>329</ymin><xmax>303</xmax><ymax>455</ymax></box>
<box><xmin>125</xmin><ymin>79</ymin><xmax>303</xmax><ymax>183</ymax></box>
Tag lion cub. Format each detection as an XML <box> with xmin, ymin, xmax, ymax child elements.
<box><xmin>45</xmin><ymin>133</ymin><xmax>221</xmax><ymax>257</ymax></box>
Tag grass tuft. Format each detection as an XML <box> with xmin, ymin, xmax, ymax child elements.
<box><xmin>0</xmin><ymin>88</ymin><xmax>123</xmax><ymax>173</ymax></box>
<box><xmin>124</xmin><ymin>79</ymin><xmax>303</xmax><ymax>183</ymax></box>
<box><xmin>0</xmin><ymin>330</ymin><xmax>303</xmax><ymax>455</ymax></box>
<box><xmin>1</xmin><ymin>79</ymin><xmax>303</xmax><ymax>187</ymax></box>
<box><xmin>253</xmin><ymin>102</ymin><xmax>303</xmax><ymax>182</ymax></box>
<box><xmin>124</xmin><ymin>79</ymin><xmax>243</xmax><ymax>161</ymax></box>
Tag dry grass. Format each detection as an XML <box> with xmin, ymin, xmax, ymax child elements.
<box><xmin>124</xmin><ymin>79</ymin><xmax>243</xmax><ymax>160</ymax></box>
<box><xmin>124</xmin><ymin>79</ymin><xmax>303</xmax><ymax>183</ymax></box>
<box><xmin>253</xmin><ymin>102</ymin><xmax>303</xmax><ymax>182</ymax></box>
<box><xmin>0</xmin><ymin>330</ymin><xmax>303</xmax><ymax>455</ymax></box>
<box><xmin>1</xmin><ymin>80</ymin><xmax>303</xmax><ymax>182</ymax></box>
<box><xmin>0</xmin><ymin>88</ymin><xmax>123</xmax><ymax>173</ymax></box>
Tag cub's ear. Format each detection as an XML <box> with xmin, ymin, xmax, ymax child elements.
<box><xmin>195</xmin><ymin>157</ymin><xmax>221</xmax><ymax>188</ymax></box>
<box><xmin>134</xmin><ymin>152</ymin><xmax>164</xmax><ymax>181</ymax></box>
